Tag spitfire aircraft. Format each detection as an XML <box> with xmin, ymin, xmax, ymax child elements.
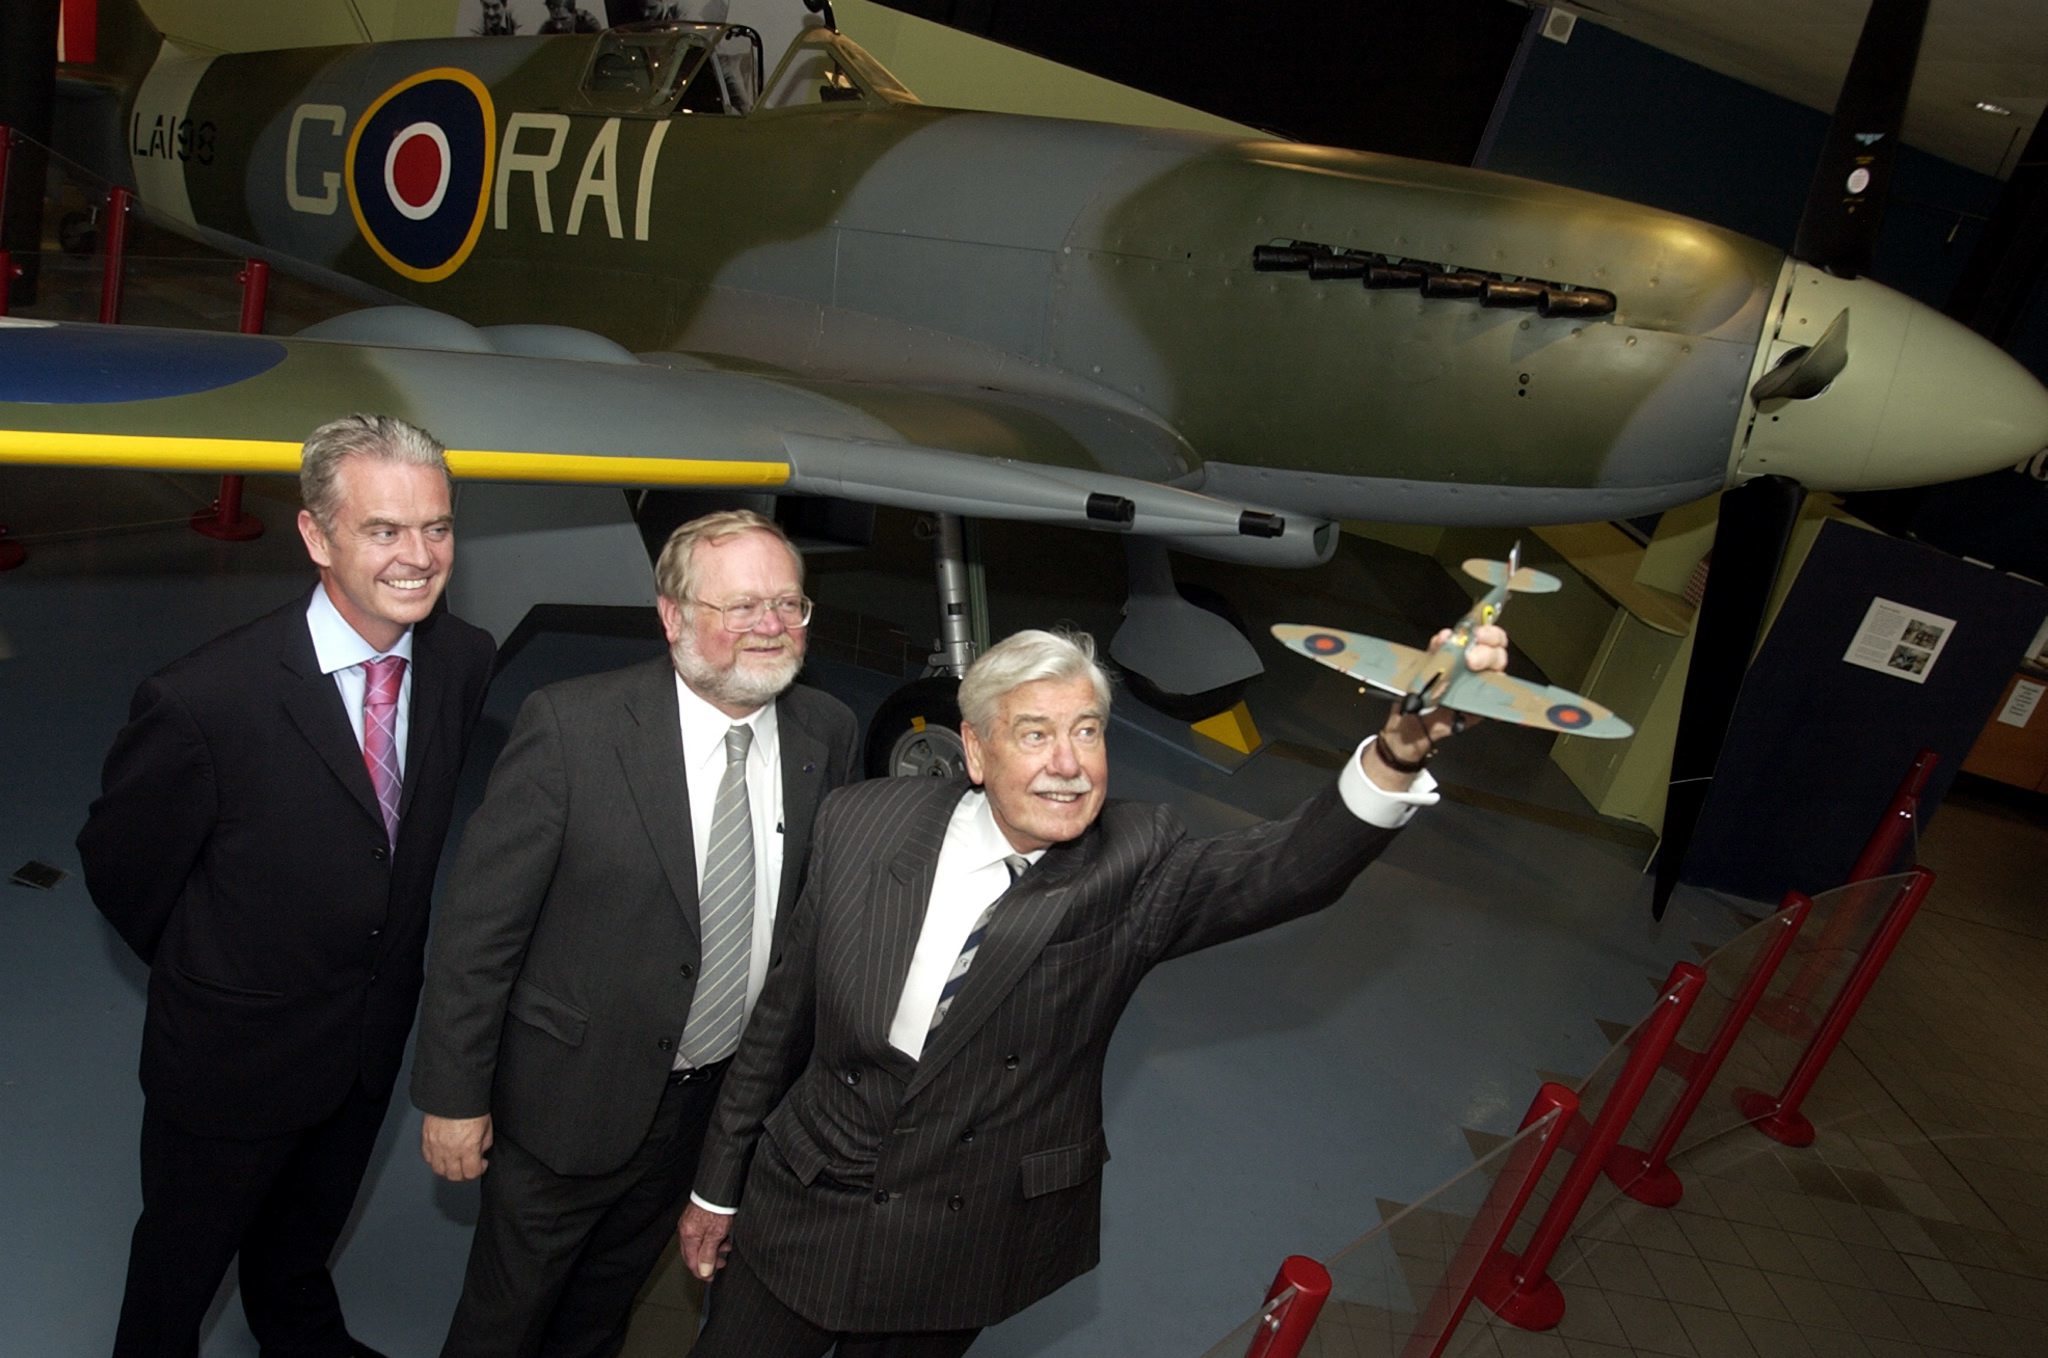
<box><xmin>1274</xmin><ymin>544</ymin><xmax>1633</xmax><ymax>740</ymax></box>
<box><xmin>5</xmin><ymin>0</ymin><xmax>2047</xmax><ymax>775</ymax></box>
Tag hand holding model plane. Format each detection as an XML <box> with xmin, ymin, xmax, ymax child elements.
<box><xmin>1279</xmin><ymin>543</ymin><xmax>1634</xmax><ymax>788</ymax></box>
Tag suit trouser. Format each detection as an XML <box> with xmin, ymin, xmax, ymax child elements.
<box><xmin>441</xmin><ymin>1064</ymin><xmax>727</xmax><ymax>1358</ymax></box>
<box><xmin>692</xmin><ymin>1247</ymin><xmax>981</xmax><ymax>1358</ymax></box>
<box><xmin>112</xmin><ymin>1080</ymin><xmax>391</xmax><ymax>1358</ymax></box>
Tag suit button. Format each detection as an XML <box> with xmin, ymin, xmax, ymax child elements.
<box><xmin>959</xmin><ymin>1128</ymin><xmax>975</xmax><ymax>1144</ymax></box>
<box><xmin>842</xmin><ymin>1069</ymin><xmax>860</xmax><ymax>1086</ymax></box>
<box><xmin>679</xmin><ymin>963</ymin><xmax>694</xmax><ymax>979</ymax></box>
<box><xmin>873</xmin><ymin>1189</ymin><xmax>890</xmax><ymax>1204</ymax></box>
<box><xmin>658</xmin><ymin>1037</ymin><xmax>674</xmax><ymax>1052</ymax></box>
<box><xmin>370</xmin><ymin>846</ymin><xmax>388</xmax><ymax>862</ymax></box>
<box><xmin>948</xmin><ymin>1194</ymin><xmax>964</xmax><ymax>1212</ymax></box>
<box><xmin>368</xmin><ymin>928</ymin><xmax>381</xmax><ymax>940</ymax></box>
<box><xmin>1003</xmin><ymin>1054</ymin><xmax>1020</xmax><ymax>1070</ymax></box>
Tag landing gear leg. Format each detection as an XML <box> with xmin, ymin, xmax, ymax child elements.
<box><xmin>864</xmin><ymin>513</ymin><xmax>985</xmax><ymax>778</ymax></box>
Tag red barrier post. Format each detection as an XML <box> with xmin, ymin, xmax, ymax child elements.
<box><xmin>1758</xmin><ymin>750</ymin><xmax>1937</xmax><ymax>1035</ymax></box>
<box><xmin>191</xmin><ymin>260</ymin><xmax>269</xmax><ymax>541</ymax></box>
<box><xmin>1739</xmin><ymin>868</ymin><xmax>1935</xmax><ymax>1147</ymax></box>
<box><xmin>99</xmin><ymin>185</ymin><xmax>131</xmax><ymax>324</ymax></box>
<box><xmin>1475</xmin><ymin>963</ymin><xmax>1705</xmax><ymax>1330</ymax></box>
<box><xmin>1604</xmin><ymin>893</ymin><xmax>1813</xmax><ymax>1207</ymax></box>
<box><xmin>1401</xmin><ymin>1082</ymin><xmax>1579</xmax><ymax>1358</ymax></box>
<box><xmin>1240</xmin><ymin>1256</ymin><xmax>1332</xmax><ymax>1358</ymax></box>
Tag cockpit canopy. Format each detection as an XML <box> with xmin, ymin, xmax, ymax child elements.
<box><xmin>578</xmin><ymin>21</ymin><xmax>917</xmax><ymax>117</ymax></box>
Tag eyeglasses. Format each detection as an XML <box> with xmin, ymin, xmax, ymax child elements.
<box><xmin>688</xmin><ymin>594</ymin><xmax>814</xmax><ymax>632</ymax></box>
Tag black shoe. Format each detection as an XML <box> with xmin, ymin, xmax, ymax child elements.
<box><xmin>345</xmin><ymin>1341</ymin><xmax>392</xmax><ymax>1358</ymax></box>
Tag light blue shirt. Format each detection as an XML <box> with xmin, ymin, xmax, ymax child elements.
<box><xmin>306</xmin><ymin>584</ymin><xmax>417</xmax><ymax>776</ymax></box>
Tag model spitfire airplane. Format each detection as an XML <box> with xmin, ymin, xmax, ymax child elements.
<box><xmin>4</xmin><ymin>0</ymin><xmax>2046</xmax><ymax>773</ymax></box>
<box><xmin>1274</xmin><ymin>544</ymin><xmax>1633</xmax><ymax>740</ymax></box>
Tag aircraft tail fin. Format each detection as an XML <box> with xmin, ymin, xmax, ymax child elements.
<box><xmin>1461</xmin><ymin>557</ymin><xmax>1563</xmax><ymax>594</ymax></box>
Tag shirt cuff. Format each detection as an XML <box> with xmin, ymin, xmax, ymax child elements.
<box><xmin>689</xmin><ymin>1192</ymin><xmax>737</xmax><ymax>1215</ymax></box>
<box><xmin>1339</xmin><ymin>736</ymin><xmax>1440</xmax><ymax>828</ymax></box>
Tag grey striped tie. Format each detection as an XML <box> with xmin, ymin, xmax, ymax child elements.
<box><xmin>680</xmin><ymin>724</ymin><xmax>754</xmax><ymax>1067</ymax></box>
<box><xmin>930</xmin><ymin>854</ymin><xmax>1028</xmax><ymax>1032</ymax></box>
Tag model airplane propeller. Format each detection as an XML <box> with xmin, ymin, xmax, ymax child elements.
<box><xmin>1273</xmin><ymin>544</ymin><xmax>1632</xmax><ymax>740</ymax></box>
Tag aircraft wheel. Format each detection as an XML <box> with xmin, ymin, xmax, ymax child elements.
<box><xmin>1119</xmin><ymin>583</ymin><xmax>1252</xmax><ymax>722</ymax></box>
<box><xmin>865</xmin><ymin>676</ymin><xmax>967</xmax><ymax>780</ymax></box>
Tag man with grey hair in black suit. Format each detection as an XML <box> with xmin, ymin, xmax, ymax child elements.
<box><xmin>412</xmin><ymin>509</ymin><xmax>859</xmax><ymax>1358</ymax></box>
<box><xmin>680</xmin><ymin>621</ymin><xmax>1509</xmax><ymax>1357</ymax></box>
<box><xmin>81</xmin><ymin>414</ymin><xmax>496</xmax><ymax>1358</ymax></box>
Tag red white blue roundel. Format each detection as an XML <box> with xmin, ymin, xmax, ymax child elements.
<box><xmin>1546</xmin><ymin>702</ymin><xmax>1592</xmax><ymax>729</ymax></box>
<box><xmin>346</xmin><ymin>69</ymin><xmax>496</xmax><ymax>283</ymax></box>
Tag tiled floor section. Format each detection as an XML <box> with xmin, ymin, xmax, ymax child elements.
<box><xmin>1415</xmin><ymin>785</ymin><xmax>2048</xmax><ymax>1358</ymax></box>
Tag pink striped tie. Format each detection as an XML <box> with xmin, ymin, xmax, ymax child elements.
<box><xmin>361</xmin><ymin>655</ymin><xmax>406</xmax><ymax>845</ymax></box>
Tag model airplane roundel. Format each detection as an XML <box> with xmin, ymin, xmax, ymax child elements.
<box><xmin>1274</xmin><ymin>545</ymin><xmax>1633</xmax><ymax>740</ymax></box>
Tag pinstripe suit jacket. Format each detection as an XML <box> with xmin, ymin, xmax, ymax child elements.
<box><xmin>692</xmin><ymin>771</ymin><xmax>1401</xmax><ymax>1331</ymax></box>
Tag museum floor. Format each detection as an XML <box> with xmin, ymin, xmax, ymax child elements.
<box><xmin>1</xmin><ymin>470</ymin><xmax>2044</xmax><ymax>1358</ymax></box>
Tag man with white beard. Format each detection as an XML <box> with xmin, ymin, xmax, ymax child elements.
<box><xmin>411</xmin><ymin>510</ymin><xmax>858</xmax><ymax>1358</ymax></box>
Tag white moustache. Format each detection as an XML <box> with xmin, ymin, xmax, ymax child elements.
<box><xmin>1031</xmin><ymin>778</ymin><xmax>1094</xmax><ymax>796</ymax></box>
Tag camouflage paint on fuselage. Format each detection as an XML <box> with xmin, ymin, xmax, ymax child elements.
<box><xmin>106</xmin><ymin>20</ymin><xmax>2048</xmax><ymax>527</ymax></box>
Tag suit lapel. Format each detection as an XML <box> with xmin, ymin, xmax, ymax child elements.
<box><xmin>773</xmin><ymin>697</ymin><xmax>829</xmax><ymax>916</ymax></box>
<box><xmin>617</xmin><ymin>658</ymin><xmax>700</xmax><ymax>934</ymax></box>
<box><xmin>903</xmin><ymin>832</ymin><xmax>1089</xmax><ymax>1102</ymax></box>
<box><xmin>857</xmin><ymin>786</ymin><xmax>958</xmax><ymax>1076</ymax></box>
<box><xmin>278</xmin><ymin>608</ymin><xmax>383</xmax><ymax>830</ymax></box>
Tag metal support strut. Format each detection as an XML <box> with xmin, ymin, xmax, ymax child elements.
<box><xmin>927</xmin><ymin>512</ymin><xmax>983</xmax><ymax>677</ymax></box>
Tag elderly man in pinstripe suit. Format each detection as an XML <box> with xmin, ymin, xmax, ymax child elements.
<box><xmin>679</xmin><ymin>623</ymin><xmax>1507</xmax><ymax>1357</ymax></box>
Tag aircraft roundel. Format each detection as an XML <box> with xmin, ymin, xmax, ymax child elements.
<box><xmin>1304</xmin><ymin>633</ymin><xmax>1348</xmax><ymax>655</ymax></box>
<box><xmin>346</xmin><ymin>69</ymin><xmax>496</xmax><ymax>283</ymax></box>
<box><xmin>1547</xmin><ymin>703</ymin><xmax>1592</xmax><ymax>728</ymax></box>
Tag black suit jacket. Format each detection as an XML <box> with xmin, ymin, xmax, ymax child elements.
<box><xmin>409</xmin><ymin>656</ymin><xmax>859</xmax><ymax>1177</ymax></box>
<box><xmin>78</xmin><ymin>591</ymin><xmax>495</xmax><ymax>1139</ymax></box>
<box><xmin>692</xmin><ymin>772</ymin><xmax>1402</xmax><ymax>1332</ymax></box>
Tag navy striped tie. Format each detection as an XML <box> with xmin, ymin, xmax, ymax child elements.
<box><xmin>930</xmin><ymin>854</ymin><xmax>1027</xmax><ymax>1031</ymax></box>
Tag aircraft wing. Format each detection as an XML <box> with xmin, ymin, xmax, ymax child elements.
<box><xmin>1270</xmin><ymin>624</ymin><xmax>1430</xmax><ymax>697</ymax></box>
<box><xmin>1440</xmin><ymin>670</ymin><xmax>1633</xmax><ymax>738</ymax></box>
<box><xmin>0</xmin><ymin>317</ymin><xmax>1329</xmax><ymax>568</ymax></box>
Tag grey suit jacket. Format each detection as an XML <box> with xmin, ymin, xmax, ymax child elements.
<box><xmin>410</xmin><ymin>654</ymin><xmax>859</xmax><ymax>1176</ymax></box>
<box><xmin>692</xmin><ymin>771</ymin><xmax>1401</xmax><ymax>1332</ymax></box>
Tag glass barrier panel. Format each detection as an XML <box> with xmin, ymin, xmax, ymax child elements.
<box><xmin>1195</xmin><ymin>1108</ymin><xmax>1565</xmax><ymax>1358</ymax></box>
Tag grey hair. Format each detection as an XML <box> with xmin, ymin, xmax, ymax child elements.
<box><xmin>299</xmin><ymin>415</ymin><xmax>450</xmax><ymax>527</ymax></box>
<box><xmin>958</xmin><ymin>628</ymin><xmax>1113</xmax><ymax>733</ymax></box>
<box><xmin>653</xmin><ymin>509</ymin><xmax>801</xmax><ymax>606</ymax></box>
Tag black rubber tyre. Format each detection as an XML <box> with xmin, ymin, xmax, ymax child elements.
<box><xmin>865</xmin><ymin>676</ymin><xmax>967</xmax><ymax>780</ymax></box>
<box><xmin>1118</xmin><ymin>583</ymin><xmax>1253</xmax><ymax>722</ymax></box>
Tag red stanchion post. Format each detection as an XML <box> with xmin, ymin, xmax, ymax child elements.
<box><xmin>1240</xmin><ymin>1256</ymin><xmax>1332</xmax><ymax>1358</ymax></box>
<box><xmin>99</xmin><ymin>185</ymin><xmax>132</xmax><ymax>324</ymax></box>
<box><xmin>1757</xmin><ymin>750</ymin><xmax>1937</xmax><ymax>1036</ymax></box>
<box><xmin>1739</xmin><ymin>868</ymin><xmax>1935</xmax><ymax>1147</ymax></box>
<box><xmin>1401</xmin><ymin>1082</ymin><xmax>1579</xmax><ymax>1358</ymax></box>
<box><xmin>191</xmin><ymin>260</ymin><xmax>270</xmax><ymax>541</ymax></box>
<box><xmin>1475</xmin><ymin>962</ymin><xmax>1705</xmax><ymax>1330</ymax></box>
<box><xmin>1604</xmin><ymin>893</ymin><xmax>1813</xmax><ymax>1207</ymax></box>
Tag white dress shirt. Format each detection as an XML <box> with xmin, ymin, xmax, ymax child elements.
<box><xmin>672</xmin><ymin>673</ymin><xmax>785</xmax><ymax>1066</ymax></box>
<box><xmin>886</xmin><ymin>792</ymin><xmax>1046</xmax><ymax>1060</ymax></box>
<box><xmin>306</xmin><ymin>583</ymin><xmax>416</xmax><ymax>772</ymax></box>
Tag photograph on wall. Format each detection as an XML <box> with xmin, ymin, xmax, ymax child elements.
<box><xmin>1843</xmin><ymin>596</ymin><xmax>1957</xmax><ymax>685</ymax></box>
